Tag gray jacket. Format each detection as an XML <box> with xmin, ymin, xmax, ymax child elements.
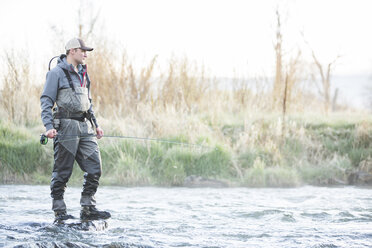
<box><xmin>40</xmin><ymin>54</ymin><xmax>98</xmax><ymax>131</ymax></box>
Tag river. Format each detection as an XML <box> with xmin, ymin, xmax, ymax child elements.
<box><xmin>0</xmin><ymin>185</ymin><xmax>371</xmax><ymax>248</ymax></box>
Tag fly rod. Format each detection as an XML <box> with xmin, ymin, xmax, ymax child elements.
<box><xmin>40</xmin><ymin>133</ymin><xmax>213</xmax><ymax>150</ymax></box>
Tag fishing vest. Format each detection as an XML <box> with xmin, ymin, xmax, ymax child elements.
<box><xmin>53</xmin><ymin>68</ymin><xmax>97</xmax><ymax>158</ymax></box>
<box><xmin>55</xmin><ymin>68</ymin><xmax>90</xmax><ymax>114</ymax></box>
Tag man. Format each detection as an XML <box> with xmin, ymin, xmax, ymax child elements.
<box><xmin>40</xmin><ymin>38</ymin><xmax>110</xmax><ymax>222</ymax></box>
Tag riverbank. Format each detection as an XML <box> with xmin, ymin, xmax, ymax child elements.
<box><xmin>0</xmin><ymin>114</ymin><xmax>371</xmax><ymax>187</ymax></box>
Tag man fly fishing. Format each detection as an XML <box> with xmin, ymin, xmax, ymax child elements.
<box><xmin>40</xmin><ymin>38</ymin><xmax>110</xmax><ymax>223</ymax></box>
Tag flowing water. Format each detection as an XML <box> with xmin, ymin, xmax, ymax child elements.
<box><xmin>0</xmin><ymin>185</ymin><xmax>371</xmax><ymax>248</ymax></box>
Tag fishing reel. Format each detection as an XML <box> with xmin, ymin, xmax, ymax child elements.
<box><xmin>40</xmin><ymin>133</ymin><xmax>48</xmax><ymax>145</ymax></box>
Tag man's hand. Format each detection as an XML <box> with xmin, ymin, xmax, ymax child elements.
<box><xmin>46</xmin><ymin>129</ymin><xmax>58</xmax><ymax>138</ymax></box>
<box><xmin>96</xmin><ymin>127</ymin><xmax>104</xmax><ymax>139</ymax></box>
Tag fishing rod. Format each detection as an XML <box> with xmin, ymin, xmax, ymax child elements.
<box><xmin>40</xmin><ymin>133</ymin><xmax>213</xmax><ymax>150</ymax></box>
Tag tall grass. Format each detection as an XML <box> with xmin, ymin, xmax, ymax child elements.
<box><xmin>0</xmin><ymin>50</ymin><xmax>42</xmax><ymax>125</ymax></box>
<box><xmin>0</xmin><ymin>40</ymin><xmax>371</xmax><ymax>186</ymax></box>
<box><xmin>1</xmin><ymin>114</ymin><xmax>370</xmax><ymax>186</ymax></box>
<box><xmin>0</xmin><ymin>120</ymin><xmax>52</xmax><ymax>183</ymax></box>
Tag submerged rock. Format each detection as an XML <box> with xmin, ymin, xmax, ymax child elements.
<box><xmin>54</xmin><ymin>219</ymin><xmax>108</xmax><ymax>231</ymax></box>
<box><xmin>14</xmin><ymin>242</ymin><xmax>153</xmax><ymax>248</ymax></box>
<box><xmin>102</xmin><ymin>242</ymin><xmax>154</xmax><ymax>248</ymax></box>
<box><xmin>183</xmin><ymin>175</ymin><xmax>228</xmax><ymax>187</ymax></box>
<box><xmin>348</xmin><ymin>171</ymin><xmax>372</xmax><ymax>185</ymax></box>
<box><xmin>13</xmin><ymin>242</ymin><xmax>91</xmax><ymax>248</ymax></box>
<box><xmin>347</xmin><ymin>158</ymin><xmax>372</xmax><ymax>185</ymax></box>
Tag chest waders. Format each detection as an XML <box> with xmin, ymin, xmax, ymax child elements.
<box><xmin>51</xmin><ymin>68</ymin><xmax>102</xmax><ymax>213</ymax></box>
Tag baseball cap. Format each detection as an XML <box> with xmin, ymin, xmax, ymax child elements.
<box><xmin>65</xmin><ymin>38</ymin><xmax>93</xmax><ymax>51</ymax></box>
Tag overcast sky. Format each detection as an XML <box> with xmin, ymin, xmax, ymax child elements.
<box><xmin>0</xmin><ymin>0</ymin><xmax>371</xmax><ymax>108</ymax></box>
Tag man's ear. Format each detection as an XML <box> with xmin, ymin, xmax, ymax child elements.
<box><xmin>70</xmin><ymin>48</ymin><xmax>77</xmax><ymax>55</ymax></box>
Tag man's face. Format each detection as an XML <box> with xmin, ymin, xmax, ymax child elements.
<box><xmin>72</xmin><ymin>48</ymin><xmax>88</xmax><ymax>64</ymax></box>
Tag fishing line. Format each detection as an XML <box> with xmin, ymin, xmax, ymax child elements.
<box><xmin>40</xmin><ymin>133</ymin><xmax>213</xmax><ymax>150</ymax></box>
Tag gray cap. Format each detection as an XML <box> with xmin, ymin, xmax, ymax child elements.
<box><xmin>65</xmin><ymin>38</ymin><xmax>93</xmax><ymax>51</ymax></box>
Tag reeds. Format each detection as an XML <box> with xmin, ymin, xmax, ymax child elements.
<box><xmin>0</xmin><ymin>50</ymin><xmax>42</xmax><ymax>125</ymax></box>
<box><xmin>0</xmin><ymin>41</ymin><xmax>370</xmax><ymax>186</ymax></box>
<box><xmin>0</xmin><ymin>114</ymin><xmax>371</xmax><ymax>186</ymax></box>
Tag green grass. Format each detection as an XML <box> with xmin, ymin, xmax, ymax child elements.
<box><xmin>0</xmin><ymin>116</ymin><xmax>371</xmax><ymax>187</ymax></box>
<box><xmin>0</xmin><ymin>121</ymin><xmax>52</xmax><ymax>183</ymax></box>
<box><xmin>305</xmin><ymin>122</ymin><xmax>371</xmax><ymax>166</ymax></box>
<box><xmin>297</xmin><ymin>156</ymin><xmax>352</xmax><ymax>185</ymax></box>
<box><xmin>99</xmin><ymin>140</ymin><xmax>232</xmax><ymax>186</ymax></box>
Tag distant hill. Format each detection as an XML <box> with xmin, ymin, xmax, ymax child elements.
<box><xmin>216</xmin><ymin>73</ymin><xmax>371</xmax><ymax>111</ymax></box>
<box><xmin>332</xmin><ymin>73</ymin><xmax>371</xmax><ymax>110</ymax></box>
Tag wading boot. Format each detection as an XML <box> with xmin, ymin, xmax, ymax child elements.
<box><xmin>54</xmin><ymin>211</ymin><xmax>75</xmax><ymax>223</ymax></box>
<box><xmin>80</xmin><ymin>206</ymin><xmax>111</xmax><ymax>220</ymax></box>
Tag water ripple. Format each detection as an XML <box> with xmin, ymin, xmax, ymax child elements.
<box><xmin>1</xmin><ymin>185</ymin><xmax>372</xmax><ymax>248</ymax></box>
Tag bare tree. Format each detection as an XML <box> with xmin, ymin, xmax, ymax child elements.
<box><xmin>332</xmin><ymin>88</ymin><xmax>339</xmax><ymax>112</ymax></box>
<box><xmin>272</xmin><ymin>8</ymin><xmax>305</xmax><ymax>135</ymax></box>
<box><xmin>77</xmin><ymin>0</ymin><xmax>101</xmax><ymax>41</ymax></box>
<box><xmin>272</xmin><ymin>9</ymin><xmax>284</xmax><ymax>108</ymax></box>
<box><xmin>49</xmin><ymin>0</ymin><xmax>101</xmax><ymax>51</ymax></box>
<box><xmin>306</xmin><ymin>43</ymin><xmax>341</xmax><ymax>114</ymax></box>
<box><xmin>365</xmin><ymin>85</ymin><xmax>372</xmax><ymax>112</ymax></box>
<box><xmin>312</xmin><ymin>51</ymin><xmax>340</xmax><ymax>114</ymax></box>
<box><xmin>281</xmin><ymin>72</ymin><xmax>289</xmax><ymax>137</ymax></box>
<box><xmin>281</xmin><ymin>51</ymin><xmax>302</xmax><ymax>134</ymax></box>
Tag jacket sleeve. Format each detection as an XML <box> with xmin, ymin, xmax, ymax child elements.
<box><xmin>40</xmin><ymin>70</ymin><xmax>59</xmax><ymax>131</ymax></box>
<box><xmin>86</xmin><ymin>73</ymin><xmax>99</xmax><ymax>128</ymax></box>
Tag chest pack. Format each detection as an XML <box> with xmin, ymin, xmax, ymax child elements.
<box><xmin>49</xmin><ymin>55</ymin><xmax>91</xmax><ymax>116</ymax></box>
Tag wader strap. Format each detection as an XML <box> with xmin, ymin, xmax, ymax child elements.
<box><xmin>54</xmin><ymin>111</ymin><xmax>85</xmax><ymax>120</ymax></box>
<box><xmin>48</xmin><ymin>56</ymin><xmax>59</xmax><ymax>71</ymax></box>
<box><xmin>62</xmin><ymin>69</ymin><xmax>75</xmax><ymax>91</ymax></box>
<box><xmin>55</xmin><ymin>116</ymin><xmax>87</xmax><ymax>122</ymax></box>
<box><xmin>54</xmin><ymin>110</ymin><xmax>93</xmax><ymax>126</ymax></box>
<box><xmin>88</xmin><ymin>117</ymin><xmax>94</xmax><ymax>129</ymax></box>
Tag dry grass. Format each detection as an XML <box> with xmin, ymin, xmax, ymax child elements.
<box><xmin>0</xmin><ymin>36</ymin><xmax>353</xmax><ymax>128</ymax></box>
<box><xmin>0</xmin><ymin>40</ymin><xmax>370</xmax><ymax>187</ymax></box>
<box><xmin>0</xmin><ymin>49</ymin><xmax>42</xmax><ymax>125</ymax></box>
